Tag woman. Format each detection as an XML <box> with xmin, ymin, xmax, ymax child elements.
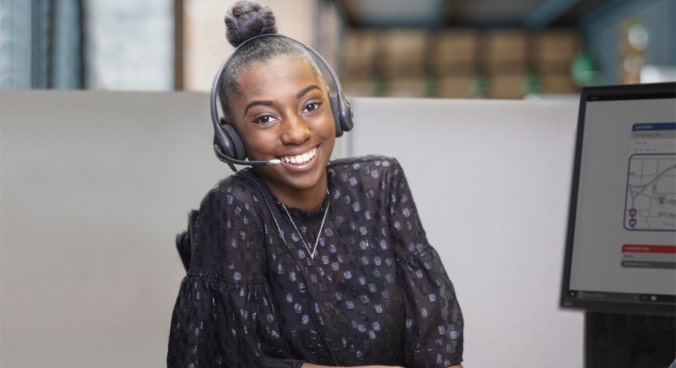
<box><xmin>167</xmin><ymin>1</ymin><xmax>464</xmax><ymax>367</ymax></box>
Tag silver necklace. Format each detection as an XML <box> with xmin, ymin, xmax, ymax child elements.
<box><xmin>281</xmin><ymin>198</ymin><xmax>330</xmax><ymax>259</ymax></box>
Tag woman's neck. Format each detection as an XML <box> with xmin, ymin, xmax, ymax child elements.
<box><xmin>250</xmin><ymin>173</ymin><xmax>327</xmax><ymax>212</ymax></box>
<box><xmin>273</xmin><ymin>183</ymin><xmax>328</xmax><ymax>212</ymax></box>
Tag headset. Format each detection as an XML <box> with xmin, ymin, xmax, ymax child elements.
<box><xmin>210</xmin><ymin>34</ymin><xmax>354</xmax><ymax>172</ymax></box>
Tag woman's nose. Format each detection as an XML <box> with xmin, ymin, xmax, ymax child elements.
<box><xmin>281</xmin><ymin>113</ymin><xmax>310</xmax><ymax>145</ymax></box>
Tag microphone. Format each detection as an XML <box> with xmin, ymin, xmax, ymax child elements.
<box><xmin>213</xmin><ymin>144</ymin><xmax>281</xmax><ymax>172</ymax></box>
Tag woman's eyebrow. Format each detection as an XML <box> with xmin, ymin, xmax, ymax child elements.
<box><xmin>243</xmin><ymin>100</ymin><xmax>273</xmax><ymax>116</ymax></box>
<box><xmin>296</xmin><ymin>85</ymin><xmax>321</xmax><ymax>99</ymax></box>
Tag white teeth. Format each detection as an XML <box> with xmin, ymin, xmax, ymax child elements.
<box><xmin>282</xmin><ymin>148</ymin><xmax>317</xmax><ymax>165</ymax></box>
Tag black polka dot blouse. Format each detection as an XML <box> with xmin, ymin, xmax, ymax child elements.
<box><xmin>167</xmin><ymin>155</ymin><xmax>464</xmax><ymax>368</ymax></box>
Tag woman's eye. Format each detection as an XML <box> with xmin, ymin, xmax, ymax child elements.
<box><xmin>253</xmin><ymin>115</ymin><xmax>275</xmax><ymax>124</ymax></box>
<box><xmin>303</xmin><ymin>102</ymin><xmax>321</xmax><ymax>113</ymax></box>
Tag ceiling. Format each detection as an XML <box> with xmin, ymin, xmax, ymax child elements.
<box><xmin>333</xmin><ymin>0</ymin><xmax>616</xmax><ymax>29</ymax></box>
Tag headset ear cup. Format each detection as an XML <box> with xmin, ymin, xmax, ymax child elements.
<box><xmin>330</xmin><ymin>93</ymin><xmax>354</xmax><ymax>137</ymax></box>
<box><xmin>330</xmin><ymin>95</ymin><xmax>343</xmax><ymax>136</ymax></box>
<box><xmin>219</xmin><ymin>123</ymin><xmax>247</xmax><ymax>161</ymax></box>
<box><xmin>338</xmin><ymin>92</ymin><xmax>354</xmax><ymax>133</ymax></box>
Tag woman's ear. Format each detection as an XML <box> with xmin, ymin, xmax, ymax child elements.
<box><xmin>219</xmin><ymin>116</ymin><xmax>229</xmax><ymax>126</ymax></box>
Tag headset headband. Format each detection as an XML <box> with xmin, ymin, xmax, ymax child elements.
<box><xmin>209</xmin><ymin>33</ymin><xmax>354</xmax><ymax>172</ymax></box>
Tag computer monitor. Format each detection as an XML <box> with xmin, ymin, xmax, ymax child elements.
<box><xmin>561</xmin><ymin>82</ymin><xmax>676</xmax><ymax>316</ymax></box>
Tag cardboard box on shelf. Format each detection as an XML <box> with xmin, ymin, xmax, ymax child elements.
<box><xmin>533</xmin><ymin>29</ymin><xmax>579</xmax><ymax>65</ymax></box>
<box><xmin>433</xmin><ymin>29</ymin><xmax>478</xmax><ymax>75</ymax></box>
<box><xmin>483</xmin><ymin>30</ymin><xmax>527</xmax><ymax>73</ymax></box>
<box><xmin>538</xmin><ymin>72</ymin><xmax>577</xmax><ymax>94</ymax></box>
<box><xmin>380</xmin><ymin>29</ymin><xmax>428</xmax><ymax>77</ymax></box>
<box><xmin>436</xmin><ymin>75</ymin><xmax>475</xmax><ymax>98</ymax></box>
<box><xmin>342</xmin><ymin>30</ymin><xmax>379</xmax><ymax>76</ymax></box>
<box><xmin>342</xmin><ymin>77</ymin><xmax>380</xmax><ymax>97</ymax></box>
<box><xmin>486</xmin><ymin>73</ymin><xmax>526</xmax><ymax>99</ymax></box>
<box><xmin>385</xmin><ymin>76</ymin><xmax>430</xmax><ymax>98</ymax></box>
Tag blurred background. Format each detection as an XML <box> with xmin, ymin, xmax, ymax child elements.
<box><xmin>1</xmin><ymin>2</ymin><xmax>674</xmax><ymax>367</ymax></box>
<box><xmin>0</xmin><ymin>0</ymin><xmax>674</xmax><ymax>98</ymax></box>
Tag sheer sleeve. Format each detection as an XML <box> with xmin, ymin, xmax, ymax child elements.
<box><xmin>385</xmin><ymin>159</ymin><xmax>464</xmax><ymax>367</ymax></box>
<box><xmin>167</xmin><ymin>184</ymin><xmax>303</xmax><ymax>368</ymax></box>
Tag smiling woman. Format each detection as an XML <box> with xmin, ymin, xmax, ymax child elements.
<box><xmin>166</xmin><ymin>1</ymin><xmax>464</xmax><ymax>368</ymax></box>
<box><xmin>227</xmin><ymin>54</ymin><xmax>337</xmax><ymax>210</ymax></box>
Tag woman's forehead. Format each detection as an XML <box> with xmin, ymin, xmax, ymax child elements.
<box><xmin>239</xmin><ymin>54</ymin><xmax>325</xmax><ymax>87</ymax></box>
<box><xmin>231</xmin><ymin>55</ymin><xmax>327</xmax><ymax>103</ymax></box>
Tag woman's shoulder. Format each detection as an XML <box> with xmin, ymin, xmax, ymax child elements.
<box><xmin>328</xmin><ymin>155</ymin><xmax>405</xmax><ymax>181</ymax></box>
<box><xmin>211</xmin><ymin>168</ymin><xmax>260</xmax><ymax>192</ymax></box>
<box><xmin>197</xmin><ymin>169</ymin><xmax>265</xmax><ymax>214</ymax></box>
<box><xmin>326</xmin><ymin>155</ymin><xmax>409</xmax><ymax>199</ymax></box>
<box><xmin>328</xmin><ymin>154</ymin><xmax>402</xmax><ymax>172</ymax></box>
<box><xmin>188</xmin><ymin>170</ymin><xmax>268</xmax><ymax>278</ymax></box>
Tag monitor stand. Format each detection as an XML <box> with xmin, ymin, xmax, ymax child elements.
<box><xmin>584</xmin><ymin>312</ymin><xmax>675</xmax><ymax>368</ymax></box>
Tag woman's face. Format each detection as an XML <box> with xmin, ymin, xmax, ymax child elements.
<box><xmin>228</xmin><ymin>54</ymin><xmax>336</xmax><ymax>206</ymax></box>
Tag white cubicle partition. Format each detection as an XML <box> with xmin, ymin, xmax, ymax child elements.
<box><xmin>0</xmin><ymin>90</ymin><xmax>582</xmax><ymax>367</ymax></box>
<box><xmin>349</xmin><ymin>97</ymin><xmax>583</xmax><ymax>367</ymax></box>
<box><xmin>1</xmin><ymin>90</ymin><xmax>222</xmax><ymax>368</ymax></box>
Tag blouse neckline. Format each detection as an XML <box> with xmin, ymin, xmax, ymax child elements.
<box><xmin>238</xmin><ymin>168</ymin><xmax>331</xmax><ymax>221</ymax></box>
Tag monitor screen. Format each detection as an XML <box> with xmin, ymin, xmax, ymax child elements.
<box><xmin>561</xmin><ymin>82</ymin><xmax>676</xmax><ymax>316</ymax></box>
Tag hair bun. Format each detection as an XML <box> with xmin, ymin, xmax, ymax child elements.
<box><xmin>224</xmin><ymin>1</ymin><xmax>277</xmax><ymax>48</ymax></box>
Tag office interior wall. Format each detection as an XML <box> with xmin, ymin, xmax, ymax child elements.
<box><xmin>1</xmin><ymin>90</ymin><xmax>218</xmax><ymax>367</ymax></box>
<box><xmin>1</xmin><ymin>90</ymin><xmax>582</xmax><ymax>367</ymax></box>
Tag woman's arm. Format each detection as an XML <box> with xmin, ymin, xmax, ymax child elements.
<box><xmin>384</xmin><ymin>159</ymin><xmax>464</xmax><ymax>367</ymax></box>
